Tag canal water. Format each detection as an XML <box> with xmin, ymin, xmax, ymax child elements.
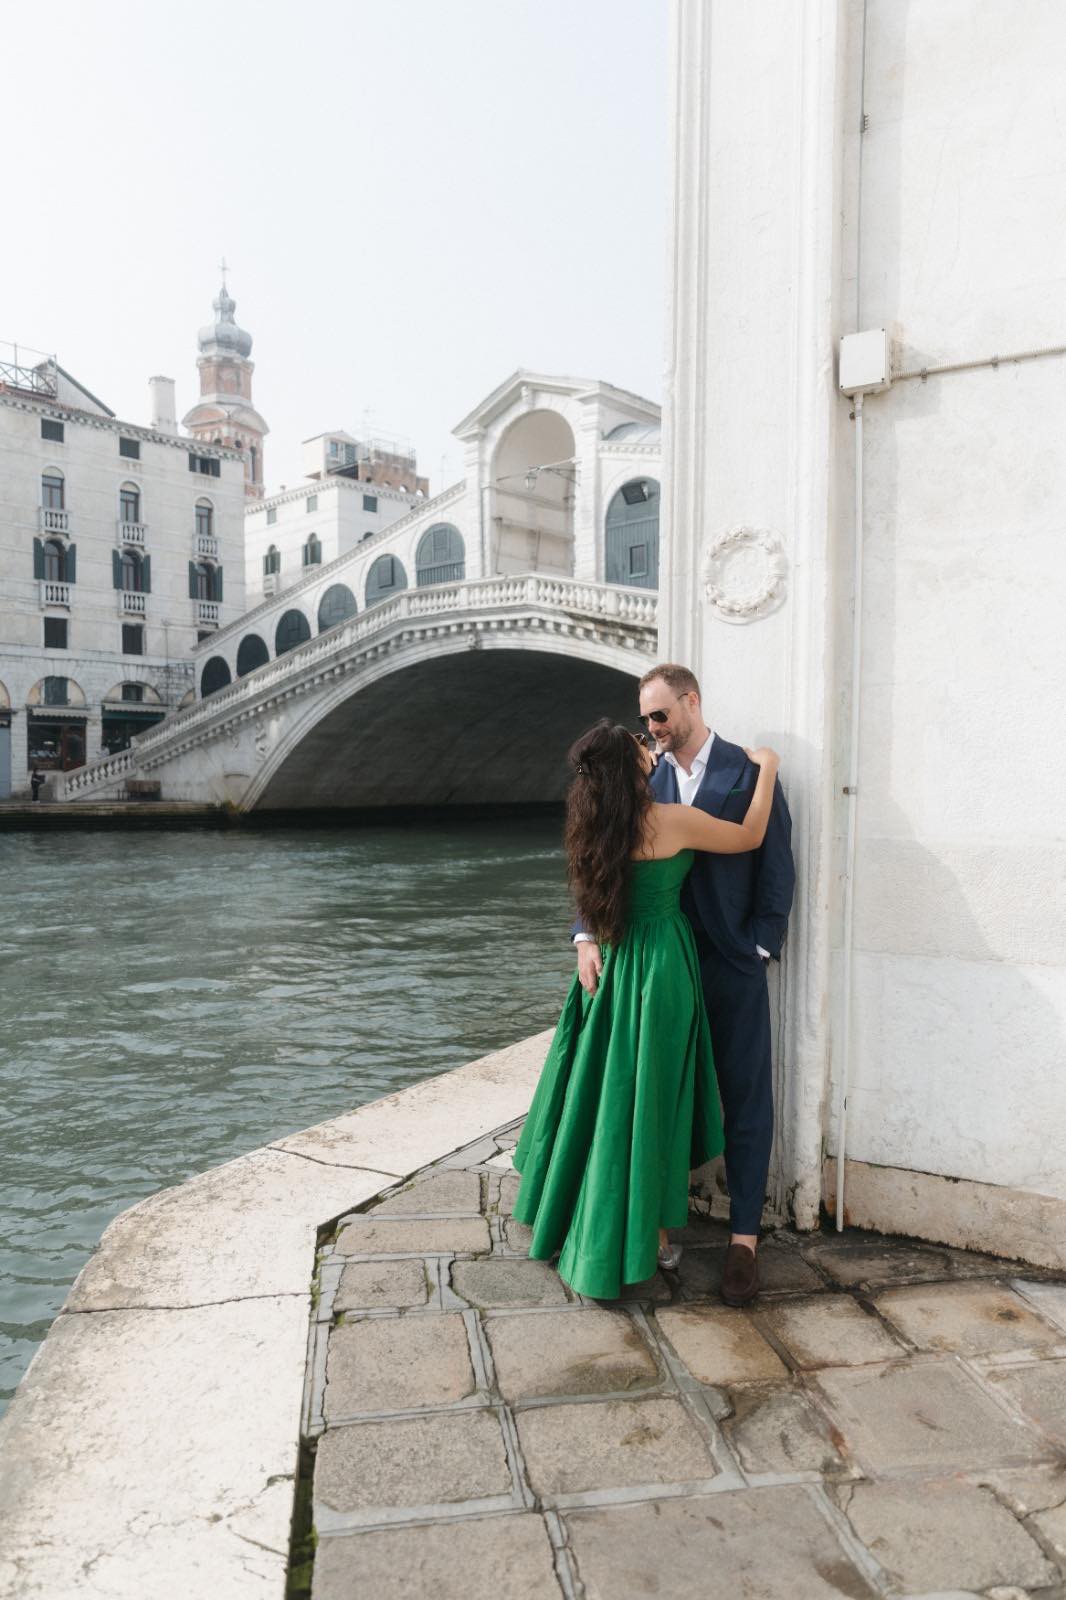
<box><xmin>0</xmin><ymin>817</ymin><xmax>575</xmax><ymax>1415</ymax></box>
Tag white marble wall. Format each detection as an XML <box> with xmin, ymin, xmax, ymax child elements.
<box><xmin>664</xmin><ymin>0</ymin><xmax>1066</xmax><ymax>1235</ymax></box>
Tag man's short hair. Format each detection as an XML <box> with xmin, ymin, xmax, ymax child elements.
<box><xmin>637</xmin><ymin>662</ymin><xmax>701</xmax><ymax>701</ymax></box>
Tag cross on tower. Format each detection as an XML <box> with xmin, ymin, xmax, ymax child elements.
<box><xmin>218</xmin><ymin>256</ymin><xmax>229</xmax><ymax>288</ymax></box>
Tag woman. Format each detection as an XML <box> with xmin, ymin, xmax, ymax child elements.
<box><xmin>512</xmin><ymin>719</ymin><xmax>780</xmax><ymax>1299</ymax></box>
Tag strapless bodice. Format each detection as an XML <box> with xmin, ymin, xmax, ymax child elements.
<box><xmin>627</xmin><ymin>850</ymin><xmax>693</xmax><ymax>921</ymax></box>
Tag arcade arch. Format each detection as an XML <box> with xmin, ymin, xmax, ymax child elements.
<box><xmin>489</xmin><ymin>410</ymin><xmax>576</xmax><ymax>577</ymax></box>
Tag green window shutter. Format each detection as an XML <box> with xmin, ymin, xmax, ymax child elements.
<box><xmin>112</xmin><ymin>549</ymin><xmax>122</xmax><ymax>589</ymax></box>
<box><xmin>66</xmin><ymin>544</ymin><xmax>77</xmax><ymax>583</ymax></box>
<box><xmin>33</xmin><ymin>538</ymin><xmax>45</xmax><ymax>579</ymax></box>
<box><xmin>188</xmin><ymin>561</ymin><xmax>198</xmax><ymax>600</ymax></box>
<box><xmin>215</xmin><ymin>565</ymin><xmax>223</xmax><ymax>602</ymax></box>
<box><xmin>141</xmin><ymin>553</ymin><xmax>151</xmax><ymax>593</ymax></box>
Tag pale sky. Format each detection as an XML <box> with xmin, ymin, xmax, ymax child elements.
<box><xmin>5</xmin><ymin>0</ymin><xmax>668</xmax><ymax>494</ymax></box>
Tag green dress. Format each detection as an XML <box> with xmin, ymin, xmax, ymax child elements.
<box><xmin>512</xmin><ymin>851</ymin><xmax>724</xmax><ymax>1299</ymax></box>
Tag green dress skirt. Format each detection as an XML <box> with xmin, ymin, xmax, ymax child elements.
<box><xmin>512</xmin><ymin>851</ymin><xmax>724</xmax><ymax>1298</ymax></box>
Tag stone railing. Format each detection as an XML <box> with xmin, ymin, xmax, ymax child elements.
<box><xmin>118</xmin><ymin>591</ymin><xmax>147</xmax><ymax>616</ymax></box>
<box><xmin>56</xmin><ymin>575</ymin><xmax>657</xmax><ymax>800</ymax></box>
<box><xmin>39</xmin><ymin>580</ymin><xmax>71</xmax><ymax>607</ymax></box>
<box><xmin>39</xmin><ymin>506</ymin><xmax>68</xmax><ymax>534</ymax></box>
<box><xmin>117</xmin><ymin>520</ymin><xmax>147</xmax><ymax>547</ymax></box>
<box><xmin>198</xmin><ymin>480</ymin><xmax>469</xmax><ymax>656</ymax></box>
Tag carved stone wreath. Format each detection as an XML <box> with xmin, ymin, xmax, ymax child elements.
<box><xmin>702</xmin><ymin>526</ymin><xmax>787</xmax><ymax>623</ymax></box>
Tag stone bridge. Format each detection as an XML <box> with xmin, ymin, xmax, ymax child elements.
<box><xmin>57</xmin><ymin>576</ymin><xmax>657</xmax><ymax>809</ymax></box>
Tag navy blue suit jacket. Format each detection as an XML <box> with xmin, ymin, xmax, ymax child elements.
<box><xmin>573</xmin><ymin>735</ymin><xmax>796</xmax><ymax>976</ymax></box>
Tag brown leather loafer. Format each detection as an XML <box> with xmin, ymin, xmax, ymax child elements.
<box><xmin>721</xmin><ymin>1243</ymin><xmax>759</xmax><ymax>1306</ymax></box>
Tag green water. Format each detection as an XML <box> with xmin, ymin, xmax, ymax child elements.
<box><xmin>0</xmin><ymin>818</ymin><xmax>575</xmax><ymax>1413</ymax></box>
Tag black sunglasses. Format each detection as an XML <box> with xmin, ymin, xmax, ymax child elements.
<box><xmin>637</xmin><ymin>694</ymin><xmax>688</xmax><ymax>729</ymax></box>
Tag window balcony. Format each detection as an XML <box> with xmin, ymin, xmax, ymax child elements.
<box><xmin>195</xmin><ymin>532</ymin><xmax>219</xmax><ymax>560</ymax></box>
<box><xmin>196</xmin><ymin>600</ymin><xmax>220</xmax><ymax>625</ymax></box>
<box><xmin>117</xmin><ymin>520</ymin><xmax>147</xmax><ymax>547</ymax></box>
<box><xmin>39</xmin><ymin>506</ymin><xmax>69</xmax><ymax>535</ymax></box>
<box><xmin>39</xmin><ymin>580</ymin><xmax>71</xmax><ymax>608</ymax></box>
<box><xmin>118</xmin><ymin>590</ymin><xmax>147</xmax><ymax>616</ymax></box>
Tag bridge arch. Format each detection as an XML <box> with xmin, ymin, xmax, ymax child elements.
<box><xmin>365</xmin><ymin>554</ymin><xmax>408</xmax><ymax>608</ymax></box>
<box><xmin>245</xmin><ymin>627</ymin><xmax>648</xmax><ymax>812</ymax></box>
<box><xmin>201</xmin><ymin>656</ymin><xmax>232</xmax><ymax>697</ymax></box>
<box><xmin>415</xmin><ymin>524</ymin><xmax>465</xmax><ymax>587</ymax></box>
<box><xmin>490</xmin><ymin>409</ymin><xmax>576</xmax><ymax>577</ymax></box>
<box><xmin>236</xmin><ymin>633</ymin><xmax>270</xmax><ymax>676</ymax></box>
<box><xmin>317</xmin><ymin>583</ymin><xmax>358</xmax><ymax>632</ymax></box>
<box><xmin>276</xmin><ymin>608</ymin><xmax>311</xmax><ymax>655</ymax></box>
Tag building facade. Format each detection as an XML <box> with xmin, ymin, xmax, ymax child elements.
<box><xmin>241</xmin><ymin>372</ymin><xmax>662</xmax><ymax>616</ymax></box>
<box><xmin>0</xmin><ymin>349</ymin><xmax>246</xmax><ymax>798</ymax></box>
<box><xmin>245</xmin><ymin>435</ymin><xmax>425</xmax><ymax>604</ymax></box>
<box><xmin>663</xmin><ymin>0</ymin><xmax>1066</xmax><ymax>1265</ymax></box>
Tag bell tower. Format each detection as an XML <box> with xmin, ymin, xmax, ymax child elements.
<box><xmin>182</xmin><ymin>265</ymin><xmax>269</xmax><ymax>498</ymax></box>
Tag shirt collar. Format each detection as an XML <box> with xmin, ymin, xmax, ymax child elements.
<box><xmin>664</xmin><ymin>729</ymin><xmax>715</xmax><ymax>774</ymax></box>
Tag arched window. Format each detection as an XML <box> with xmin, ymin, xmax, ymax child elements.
<box><xmin>43</xmin><ymin>539</ymin><xmax>66</xmax><ymax>582</ymax></box>
<box><xmin>415</xmin><ymin>524</ymin><xmax>465</xmax><ymax>587</ymax></box>
<box><xmin>263</xmin><ymin>544</ymin><xmax>281</xmax><ymax>576</ymax></box>
<box><xmin>302</xmin><ymin>533</ymin><xmax>321</xmax><ymax>567</ymax></box>
<box><xmin>42</xmin><ymin>675</ymin><xmax>69</xmax><ymax>706</ymax></box>
<box><xmin>317</xmin><ymin>583</ymin><xmax>357</xmax><ymax>633</ymax></box>
<box><xmin>236</xmin><ymin>633</ymin><xmax>270</xmax><ymax>676</ymax></box>
<box><xmin>365</xmin><ymin>553</ymin><xmax>408</xmax><ymax>608</ymax></box>
<box><xmin>41</xmin><ymin>470</ymin><xmax>64</xmax><ymax>509</ymax></box>
<box><xmin>191</xmin><ymin>562</ymin><xmax>222</xmax><ymax>601</ymax></box>
<box><xmin>119</xmin><ymin>483</ymin><xmax>140</xmax><ymax>523</ymax></box>
<box><xmin>200</xmin><ymin>656</ymin><xmax>232</xmax><ymax>698</ymax></box>
<box><xmin>121</xmin><ymin>549</ymin><xmax>145</xmax><ymax>592</ymax></box>
<box><xmin>195</xmin><ymin>499</ymin><xmax>214</xmax><ymax>539</ymax></box>
<box><xmin>275</xmin><ymin>608</ymin><xmax>311</xmax><ymax>655</ymax></box>
<box><xmin>604</xmin><ymin>478</ymin><xmax>660</xmax><ymax>590</ymax></box>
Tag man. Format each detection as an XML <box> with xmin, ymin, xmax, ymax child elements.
<box><xmin>574</xmin><ymin>662</ymin><xmax>795</xmax><ymax>1305</ymax></box>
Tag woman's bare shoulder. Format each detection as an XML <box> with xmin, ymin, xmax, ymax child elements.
<box><xmin>631</xmin><ymin>801</ymin><xmax>686</xmax><ymax>861</ymax></box>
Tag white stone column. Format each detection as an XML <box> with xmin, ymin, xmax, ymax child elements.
<box><xmin>662</xmin><ymin>0</ymin><xmax>850</xmax><ymax>1227</ymax></box>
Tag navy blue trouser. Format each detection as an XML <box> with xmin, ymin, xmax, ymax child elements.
<box><xmin>693</xmin><ymin>930</ymin><xmax>774</xmax><ymax>1236</ymax></box>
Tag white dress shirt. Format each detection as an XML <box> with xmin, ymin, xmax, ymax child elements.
<box><xmin>575</xmin><ymin>729</ymin><xmax>770</xmax><ymax>961</ymax></box>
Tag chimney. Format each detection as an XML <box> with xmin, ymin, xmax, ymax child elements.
<box><xmin>149</xmin><ymin>375</ymin><xmax>177</xmax><ymax>434</ymax></box>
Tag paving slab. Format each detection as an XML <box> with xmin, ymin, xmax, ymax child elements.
<box><xmin>813</xmin><ymin>1358</ymin><xmax>1052</xmax><ymax>1472</ymax></box>
<box><xmin>504</xmin><ymin>1215</ymin><xmax>534</xmax><ymax>1251</ymax></box>
<box><xmin>564</xmin><ymin>1485</ymin><xmax>878</xmax><ymax>1599</ymax></box>
<box><xmin>325</xmin><ymin>1314</ymin><xmax>476</xmax><ymax>1418</ymax></box>
<box><xmin>311</xmin><ymin>1512</ymin><xmax>560</xmax><ymax>1600</ymax></box>
<box><xmin>497</xmin><ymin>1174</ymin><xmax>520</xmax><ymax>1214</ymax></box>
<box><xmin>334</xmin><ymin>1215</ymin><xmax>490</xmax><ymax>1256</ymax></box>
<box><xmin>984</xmin><ymin>1360</ymin><xmax>1066</xmax><ymax>1447</ymax></box>
<box><xmin>656</xmin><ymin>1304</ymin><xmax>789</xmax><ymax>1384</ymax></box>
<box><xmin>314</xmin><ymin>1409</ymin><xmax>511</xmax><ymax>1515</ymax></box>
<box><xmin>676</xmin><ymin>1244</ymin><xmax>826</xmax><ymax>1300</ymax></box>
<box><xmin>839</xmin><ymin>1479</ymin><xmax>1057</xmax><ymax>1593</ymax></box>
<box><xmin>334</xmin><ymin>1259</ymin><xmax>431</xmax><ymax>1312</ymax></box>
<box><xmin>721</xmin><ymin>1384</ymin><xmax>849</xmax><ymax>1476</ymax></box>
<box><xmin>672</xmin><ymin>1213</ymin><xmax>732</xmax><ymax>1246</ymax></box>
<box><xmin>759</xmin><ymin>1296</ymin><xmax>906</xmax><ymax>1368</ymax></box>
<box><xmin>972</xmin><ymin>1462</ymin><xmax>1066</xmax><ymax>1515</ymax></box>
<box><xmin>802</xmin><ymin>1240</ymin><xmax>956</xmax><ymax>1289</ymax></box>
<box><xmin>451</xmin><ymin>1257</ymin><xmax>572</xmax><ymax>1309</ymax></box>
<box><xmin>367</xmin><ymin>1170</ymin><xmax>482</xmax><ymax>1215</ymax></box>
<box><xmin>485</xmin><ymin>1309</ymin><xmax>660</xmax><ymax>1402</ymax></box>
<box><xmin>1012</xmin><ymin>1278</ymin><xmax>1066</xmax><ymax>1335</ymax></box>
<box><xmin>515</xmin><ymin>1396</ymin><xmax>717</xmax><ymax>1496</ymax></box>
<box><xmin>874</xmin><ymin>1281</ymin><xmax>1064</xmax><ymax>1357</ymax></box>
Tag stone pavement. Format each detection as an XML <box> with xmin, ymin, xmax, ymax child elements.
<box><xmin>295</xmin><ymin>1117</ymin><xmax>1066</xmax><ymax>1600</ymax></box>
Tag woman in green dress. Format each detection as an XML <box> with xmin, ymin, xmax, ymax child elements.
<box><xmin>512</xmin><ymin>720</ymin><xmax>780</xmax><ymax>1299</ymax></box>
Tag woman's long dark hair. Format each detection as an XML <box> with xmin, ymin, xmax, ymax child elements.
<box><xmin>564</xmin><ymin>719</ymin><xmax>652</xmax><ymax>946</ymax></box>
